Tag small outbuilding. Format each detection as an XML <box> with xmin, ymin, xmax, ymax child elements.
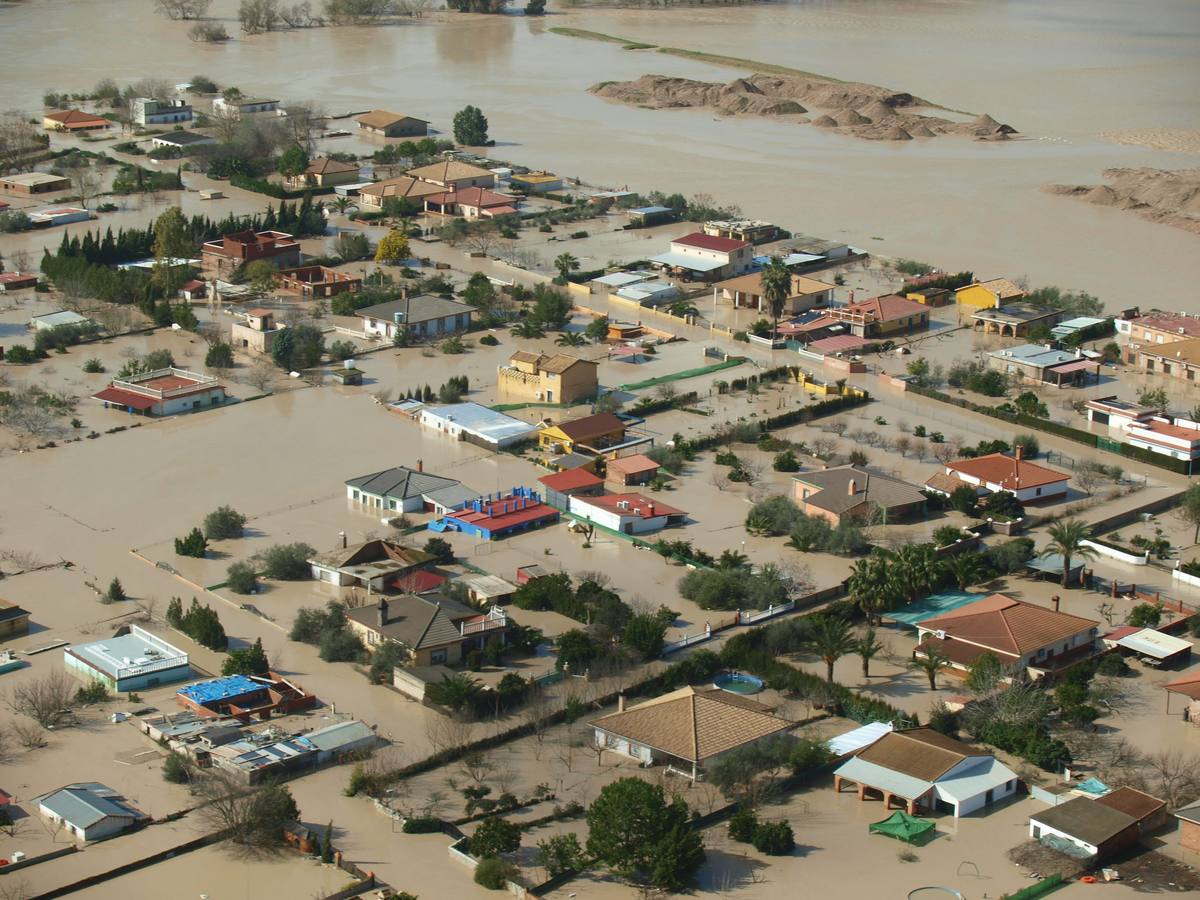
<box><xmin>37</xmin><ymin>783</ymin><xmax>148</xmax><ymax>842</ymax></box>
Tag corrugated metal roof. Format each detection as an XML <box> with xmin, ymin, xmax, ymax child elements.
<box><xmin>648</xmin><ymin>252</ymin><xmax>728</xmax><ymax>272</ymax></box>
<box><xmin>1116</xmin><ymin>628</ymin><xmax>1192</xmax><ymax>659</ymax></box>
<box><xmin>826</xmin><ymin>721</ymin><xmax>893</xmax><ymax>757</ymax></box>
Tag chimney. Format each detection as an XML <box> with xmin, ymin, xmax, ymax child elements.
<box><xmin>1014</xmin><ymin>444</ymin><xmax>1024</xmax><ymax>462</ymax></box>
<box><xmin>1051</xmin><ymin>595</ymin><xmax>1060</xmax><ymax>613</ymax></box>
<box><xmin>847</xmin><ymin>478</ymin><xmax>857</xmax><ymax>496</ymax></box>
<box><xmin>617</xmin><ymin>694</ymin><xmax>625</xmax><ymax>712</ymax></box>
<box><xmin>647</xmin><ymin>502</ymin><xmax>655</xmax><ymax>517</ymax></box>
<box><xmin>416</xmin><ymin>458</ymin><xmax>423</xmax><ymax>473</ymax></box>
<box><xmin>377</xmin><ymin>597</ymin><xmax>387</xmax><ymax>628</ymax></box>
<box><xmin>339</xmin><ymin>531</ymin><xmax>347</xmax><ymax>549</ymax></box>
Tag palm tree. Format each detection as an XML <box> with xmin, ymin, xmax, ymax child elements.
<box><xmin>807</xmin><ymin>614</ymin><xmax>857</xmax><ymax>683</ymax></box>
<box><xmin>1042</xmin><ymin>518</ymin><xmax>1097</xmax><ymax>588</ymax></box>
<box><xmin>909</xmin><ymin>641</ymin><xmax>950</xmax><ymax>690</ymax></box>
<box><xmin>847</xmin><ymin>555</ymin><xmax>897</xmax><ymax>625</ymax></box>
<box><xmin>330</xmin><ymin>196</ymin><xmax>352</xmax><ymax>215</ymax></box>
<box><xmin>889</xmin><ymin>544</ymin><xmax>945</xmax><ymax>604</ymax></box>
<box><xmin>944</xmin><ymin>553</ymin><xmax>990</xmax><ymax>590</ymax></box>
<box><xmin>512</xmin><ymin>319</ymin><xmax>545</xmax><ymax>339</ymax></box>
<box><xmin>716</xmin><ymin>549</ymin><xmax>750</xmax><ymax>570</ymax></box>
<box><xmin>759</xmin><ymin>255</ymin><xmax>792</xmax><ymax>341</ymax></box>
<box><xmin>668</xmin><ymin>300</ymin><xmax>700</xmax><ymax>319</ymax></box>
<box><xmin>553</xmin><ymin>252</ymin><xmax>580</xmax><ymax>282</ymax></box>
<box><xmin>856</xmin><ymin>627</ymin><xmax>884</xmax><ymax>678</ymax></box>
<box><xmin>555</xmin><ymin>332</ymin><xmax>586</xmax><ymax>347</ymax></box>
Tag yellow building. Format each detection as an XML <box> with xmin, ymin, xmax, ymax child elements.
<box><xmin>538</xmin><ymin>412</ymin><xmax>627</xmax><ymax>454</ymax></box>
<box><xmin>955</xmin><ymin>278</ymin><xmax>1025</xmax><ymax>314</ymax></box>
<box><xmin>497</xmin><ymin>351</ymin><xmax>598</xmax><ymax>405</ymax></box>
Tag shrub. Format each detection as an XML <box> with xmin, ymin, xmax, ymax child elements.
<box><xmin>258</xmin><ymin>543</ymin><xmax>315</xmax><ymax>580</ymax></box>
<box><xmin>75</xmin><ymin>680</ymin><xmax>110</xmax><ymax>705</ymax></box>
<box><xmin>751</xmin><ymin>820</ymin><xmax>794</xmax><ymax>856</ymax></box>
<box><xmin>225</xmin><ymin>561</ymin><xmax>258</xmax><ymax>594</ymax></box>
<box><xmin>728</xmin><ymin>809</ymin><xmax>758</xmax><ymax>843</ymax></box>
<box><xmin>932</xmin><ymin>525</ymin><xmax>962</xmax><ymax>547</ymax></box>
<box><xmin>174</xmin><ymin>527</ymin><xmax>208</xmax><ymax>558</ymax></box>
<box><xmin>402</xmin><ymin>816</ymin><xmax>443</xmax><ymax>834</ymax></box>
<box><xmin>163</xmin><ymin>752</ymin><xmax>191</xmax><ymax>783</ymax></box>
<box><xmin>1128</xmin><ymin>603</ymin><xmax>1162</xmax><ymax>628</ymax></box>
<box><xmin>106</xmin><ymin>577</ymin><xmax>128</xmax><ymax>603</ymax></box>
<box><xmin>469</xmin><ymin>816</ymin><xmax>521</xmax><ymax>858</ymax></box>
<box><xmin>83</xmin><ymin>358</ymin><xmax>105</xmax><ymax>373</ymax></box>
<box><xmin>1096</xmin><ymin>652</ymin><xmax>1132</xmax><ymax>677</ymax></box>
<box><xmin>773</xmin><ymin>450</ymin><xmax>800</xmax><ymax>472</ymax></box>
<box><xmin>204</xmin><ymin>505</ymin><xmax>247</xmax><ymax>540</ymax></box>
<box><xmin>474</xmin><ymin>857</ymin><xmax>517</xmax><ymax>890</ymax></box>
<box><xmin>479</xmin><ymin>333</ymin><xmax>499</xmax><ymax>346</ymax></box>
<box><xmin>205</xmin><ymin>341</ymin><xmax>234</xmax><ymax>369</ymax></box>
<box><xmin>328</xmin><ymin>339</ymin><xmax>357</xmax><ymax>361</ymax></box>
<box><xmin>424</xmin><ymin>537</ymin><xmax>455</xmax><ymax>564</ymax></box>
<box><xmin>4</xmin><ymin>345</ymin><xmax>38</xmax><ymax>364</ymax></box>
<box><xmin>319</xmin><ymin>627</ymin><xmax>364</xmax><ymax>663</ymax></box>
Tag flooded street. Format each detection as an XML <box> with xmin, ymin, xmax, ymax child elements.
<box><xmin>1</xmin><ymin>0</ymin><xmax>1198</xmax><ymax>302</ymax></box>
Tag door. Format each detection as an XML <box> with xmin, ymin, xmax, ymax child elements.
<box><xmin>546</xmin><ymin>389</ymin><xmax>554</xmax><ymax>403</ymax></box>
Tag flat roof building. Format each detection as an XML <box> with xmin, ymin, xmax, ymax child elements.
<box><xmin>1</xmin><ymin>171</ymin><xmax>71</xmax><ymax>194</ymax></box>
<box><xmin>65</xmin><ymin>624</ymin><xmax>190</xmax><ymax>692</ymax></box>
<box><xmin>92</xmin><ymin>367</ymin><xmax>226</xmax><ymax>417</ymax></box>
<box><xmin>417</xmin><ymin>402</ymin><xmax>538</xmax><ymax>449</ymax></box>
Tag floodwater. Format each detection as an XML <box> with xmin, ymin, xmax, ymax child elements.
<box><xmin>2</xmin><ymin>0</ymin><xmax>1199</xmax><ymax>303</ymax></box>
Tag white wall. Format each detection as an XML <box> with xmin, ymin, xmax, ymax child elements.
<box><xmin>1028</xmin><ymin>820</ymin><xmax>1098</xmax><ymax>857</ymax></box>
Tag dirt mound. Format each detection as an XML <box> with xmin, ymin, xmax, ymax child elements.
<box><xmin>1044</xmin><ymin>167</ymin><xmax>1200</xmax><ymax>235</ymax></box>
<box><xmin>833</xmin><ymin>108</ymin><xmax>869</xmax><ymax>126</ymax></box>
<box><xmin>589</xmin><ymin>73</ymin><xmax>1012</xmax><ymax>143</ymax></box>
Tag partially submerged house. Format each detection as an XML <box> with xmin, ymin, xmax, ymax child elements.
<box><xmin>424</xmin><ymin>186</ymin><xmax>518</xmax><ymax>220</ymax></box>
<box><xmin>792</xmin><ymin>465</ymin><xmax>926</xmax><ymax>526</ymax></box>
<box><xmin>971</xmin><ymin>303</ymin><xmax>1063</xmax><ymax>338</ymax></box>
<box><xmin>1029</xmin><ymin>788</ymin><xmax>1166</xmax><ymax>860</ymax></box>
<box><xmin>64</xmin><ymin>624</ymin><xmax>190</xmax><ymax>692</ymax></box>
<box><xmin>833</xmin><ymin>727</ymin><xmax>1019</xmax><ymax>818</ymax></box>
<box><xmin>825</xmin><ymin>294</ymin><xmax>929</xmax><ymax>338</ymax></box>
<box><xmin>591</xmin><ymin>686</ymin><xmax>794</xmax><ymax>780</ymax></box>
<box><xmin>925</xmin><ymin>449</ymin><xmax>1070</xmax><ymax>503</ymax></box>
<box><xmin>497</xmin><ymin>351</ymin><xmax>598</xmax><ymax>405</ymax></box>
<box><xmin>345</xmin><ymin>463</ymin><xmax>477</xmax><ymax>513</ymax></box>
<box><xmin>230</xmin><ymin>308</ymin><xmax>285</xmax><ymax>353</ymax></box>
<box><xmin>434</xmin><ymin>488</ymin><xmax>559</xmax><ymax>540</ymax></box>
<box><xmin>538</xmin><ymin>468</ymin><xmax>605</xmax><ymax>510</ymax></box>
<box><xmin>42</xmin><ymin>109</ymin><xmax>110</xmax><ymax>132</ymax></box>
<box><xmin>278</xmin><ymin>266</ymin><xmax>362</xmax><ymax>299</ymax></box>
<box><xmin>308</xmin><ymin>539</ymin><xmax>435</xmax><ymax>591</ymax></box>
<box><xmin>37</xmin><ymin>783</ymin><xmax>148</xmax><ymax>842</ymax></box>
<box><xmin>356</xmin><ymin>109</ymin><xmax>429</xmax><ymax>138</ymax></box>
<box><xmin>346</xmin><ymin>594</ymin><xmax>507</xmax><ymax>666</ymax></box>
<box><xmin>538</xmin><ymin>412</ymin><xmax>627</xmax><ymax>454</ymax></box>
<box><xmin>915</xmin><ymin>593</ymin><xmax>1099</xmax><ymax>675</ymax></box>
<box><xmin>605</xmin><ymin>453</ymin><xmax>660</xmax><ymax>487</ymax></box>
<box><xmin>649</xmin><ymin>232</ymin><xmax>753</xmax><ymax>281</ymax></box>
<box><xmin>568</xmin><ymin>492</ymin><xmax>686</xmax><ymax>535</ymax></box>
<box><xmin>417</xmin><ymin>402</ymin><xmax>538</xmax><ymax>449</ymax></box>
<box><xmin>92</xmin><ymin>367</ymin><xmax>227</xmax><ymax>417</ymax></box>
<box><xmin>715</xmin><ymin>272</ymin><xmax>835</xmax><ymax>317</ymax></box>
<box><xmin>408</xmin><ymin>160</ymin><xmax>496</xmax><ymax>191</ymax></box>
<box><xmin>356</xmin><ymin>294</ymin><xmax>475</xmax><ymax>341</ymax></box>
<box><xmin>357</xmin><ymin>175</ymin><xmax>443</xmax><ymax>212</ymax></box>
<box><xmin>955</xmin><ymin>278</ymin><xmax>1025</xmax><ymax>313</ymax></box>
<box><xmin>0</xmin><ymin>597</ymin><xmax>32</xmax><ymax>637</ymax></box>
<box><xmin>176</xmin><ymin>673</ymin><xmax>316</xmax><ymax>721</ymax></box>
<box><xmin>988</xmin><ymin>344</ymin><xmax>1099</xmax><ymax>386</ymax></box>
<box><xmin>284</xmin><ymin>156</ymin><xmax>361</xmax><ymax>190</ymax></box>
<box><xmin>200</xmin><ymin>230</ymin><xmax>301</xmax><ymax>279</ymax></box>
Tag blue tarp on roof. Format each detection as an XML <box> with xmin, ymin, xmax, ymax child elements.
<box><xmin>1076</xmin><ymin>777</ymin><xmax>1109</xmax><ymax>796</ymax></box>
<box><xmin>178</xmin><ymin>675</ymin><xmax>262</xmax><ymax>705</ymax></box>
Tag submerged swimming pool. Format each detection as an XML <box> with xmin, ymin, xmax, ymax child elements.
<box><xmin>713</xmin><ymin>672</ymin><xmax>765</xmax><ymax>695</ymax></box>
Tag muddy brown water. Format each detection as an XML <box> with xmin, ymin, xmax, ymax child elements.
<box><xmin>1</xmin><ymin>0</ymin><xmax>1199</xmax><ymax>304</ymax></box>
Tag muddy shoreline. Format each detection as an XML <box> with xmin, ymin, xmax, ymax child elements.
<box><xmin>1044</xmin><ymin>167</ymin><xmax>1200</xmax><ymax>236</ymax></box>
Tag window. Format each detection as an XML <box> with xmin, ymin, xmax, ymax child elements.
<box><xmin>430</xmin><ymin>649</ymin><xmax>447</xmax><ymax>664</ymax></box>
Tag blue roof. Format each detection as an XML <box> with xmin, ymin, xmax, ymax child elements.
<box><xmin>178</xmin><ymin>674</ymin><xmax>263</xmax><ymax>705</ymax></box>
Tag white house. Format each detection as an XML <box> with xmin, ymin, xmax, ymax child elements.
<box><xmin>132</xmin><ymin>97</ymin><xmax>192</xmax><ymax>126</ymax></box>
<box><xmin>649</xmin><ymin>232</ymin><xmax>753</xmax><ymax>281</ymax></box>
<box><xmin>211</xmin><ymin>96</ymin><xmax>280</xmax><ymax>117</ymax></box>
<box><xmin>925</xmin><ymin>449</ymin><xmax>1070</xmax><ymax>504</ymax></box>
<box><xmin>38</xmin><ymin>783</ymin><xmax>149</xmax><ymax>842</ymax></box>
<box><xmin>417</xmin><ymin>402</ymin><xmax>538</xmax><ymax>450</ymax></box>
<box><xmin>567</xmin><ymin>492</ymin><xmax>686</xmax><ymax>535</ymax></box>
<box><xmin>355</xmin><ymin>295</ymin><xmax>475</xmax><ymax>342</ymax></box>
<box><xmin>1124</xmin><ymin>417</ymin><xmax>1200</xmax><ymax>464</ymax></box>
<box><xmin>343</xmin><ymin>464</ymin><xmax>474</xmax><ymax>514</ymax></box>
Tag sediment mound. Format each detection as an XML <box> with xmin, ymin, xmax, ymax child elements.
<box><xmin>1045</xmin><ymin>167</ymin><xmax>1200</xmax><ymax>235</ymax></box>
<box><xmin>589</xmin><ymin>73</ymin><xmax>1014</xmax><ymax>143</ymax></box>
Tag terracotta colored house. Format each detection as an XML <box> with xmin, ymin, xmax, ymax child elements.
<box><xmin>497</xmin><ymin>350</ymin><xmax>598</xmax><ymax>405</ymax></box>
<box><xmin>357</xmin><ymin>175</ymin><xmax>443</xmax><ymax>212</ymax></box>
<box><xmin>284</xmin><ymin>157</ymin><xmax>360</xmax><ymax>190</ymax></box>
<box><xmin>43</xmin><ymin>109</ymin><xmax>110</xmax><ymax>132</ymax></box>
<box><xmin>423</xmin><ymin>186</ymin><xmax>518</xmax><ymax>220</ymax></box>
<box><xmin>925</xmin><ymin>449</ymin><xmax>1070</xmax><ymax>504</ymax></box>
<box><xmin>408</xmin><ymin>160</ymin><xmax>496</xmax><ymax>191</ymax></box>
<box><xmin>605</xmin><ymin>453</ymin><xmax>660</xmax><ymax>487</ymax></box>
<box><xmin>716</xmin><ymin>272</ymin><xmax>835</xmax><ymax>316</ymax></box>
<box><xmin>277</xmin><ymin>266</ymin><xmax>362</xmax><ymax>299</ymax></box>
<box><xmin>826</xmin><ymin>294</ymin><xmax>929</xmax><ymax>338</ymax></box>
<box><xmin>356</xmin><ymin>110</ymin><xmax>429</xmax><ymax>138</ymax></box>
<box><xmin>200</xmin><ymin>230</ymin><xmax>301</xmax><ymax>278</ymax></box>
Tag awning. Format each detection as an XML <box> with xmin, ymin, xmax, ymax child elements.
<box><xmin>1048</xmin><ymin>359</ymin><xmax>1100</xmax><ymax>375</ymax></box>
<box><xmin>648</xmin><ymin>252</ymin><xmax>727</xmax><ymax>273</ymax></box>
<box><xmin>92</xmin><ymin>387</ymin><xmax>158</xmax><ymax>410</ymax></box>
<box><xmin>1163</xmin><ymin>673</ymin><xmax>1200</xmax><ymax>700</ymax></box>
<box><xmin>826</xmin><ymin>722</ymin><xmax>892</xmax><ymax>757</ymax></box>
<box><xmin>1116</xmin><ymin>628</ymin><xmax>1192</xmax><ymax>660</ymax></box>
<box><xmin>809</xmin><ymin>334</ymin><xmax>867</xmax><ymax>353</ymax></box>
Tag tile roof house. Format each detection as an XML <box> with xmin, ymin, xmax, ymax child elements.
<box><xmin>649</xmin><ymin>231</ymin><xmax>753</xmax><ymax>281</ymax></box>
<box><xmin>42</xmin><ymin>109</ymin><xmax>110</xmax><ymax>132</ymax></box>
<box><xmin>927</xmin><ymin>449</ymin><xmax>1070</xmax><ymax>503</ymax></box>
<box><xmin>407</xmin><ymin>160</ymin><xmax>496</xmax><ymax>191</ymax></box>
<box><xmin>424</xmin><ymin>186</ymin><xmax>519</xmax><ymax>221</ymax></box>
<box><xmin>792</xmin><ymin>465</ymin><xmax>927</xmax><ymax>526</ymax></box>
<box><xmin>538</xmin><ymin>468</ymin><xmax>604</xmax><ymax>510</ymax></box>
<box><xmin>715</xmin><ymin>271</ymin><xmax>835</xmax><ymax>316</ymax></box>
<box><xmin>355</xmin><ymin>109</ymin><xmax>429</xmax><ymax>138</ymax></box>
<box><xmin>37</xmin><ymin>782</ymin><xmax>149</xmax><ymax>842</ymax></box>
<box><xmin>200</xmin><ymin>230</ymin><xmax>301</xmax><ymax>278</ymax></box>
<box><xmin>345</xmin><ymin>463</ymin><xmax>473</xmax><ymax>513</ymax></box>
<box><xmin>955</xmin><ymin>278</ymin><xmax>1026</xmax><ymax>312</ymax></box>
<box><xmin>826</xmin><ymin>294</ymin><xmax>930</xmax><ymax>338</ymax></box>
<box><xmin>92</xmin><ymin>367</ymin><xmax>226</xmax><ymax>418</ymax></box>
<box><xmin>915</xmin><ymin>593</ymin><xmax>1099</xmax><ymax>673</ymax></box>
<box><xmin>834</xmin><ymin>727</ymin><xmax>1019</xmax><ymax>817</ymax></box>
<box><xmin>284</xmin><ymin>156</ymin><xmax>361</xmax><ymax>190</ymax></box>
<box><xmin>345</xmin><ymin>594</ymin><xmax>508</xmax><ymax>667</ymax></box>
<box><xmin>538</xmin><ymin>412</ymin><xmax>627</xmax><ymax>454</ymax></box>
<box><xmin>971</xmin><ymin>303</ymin><xmax>1064</xmax><ymax>338</ymax></box>
<box><xmin>591</xmin><ymin>686</ymin><xmax>794</xmax><ymax>780</ymax></box>
<box><xmin>356</xmin><ymin>294</ymin><xmax>475</xmax><ymax>341</ymax></box>
<box><xmin>497</xmin><ymin>350</ymin><xmax>598</xmax><ymax>405</ymax></box>
<box><xmin>1134</xmin><ymin>336</ymin><xmax>1200</xmax><ymax>384</ymax></box>
<box><xmin>568</xmin><ymin>492</ymin><xmax>686</xmax><ymax>535</ymax></box>
<box><xmin>605</xmin><ymin>453</ymin><xmax>660</xmax><ymax>487</ymax></box>
<box><xmin>357</xmin><ymin>175</ymin><xmax>444</xmax><ymax>211</ymax></box>
<box><xmin>308</xmin><ymin>539</ymin><xmax>435</xmax><ymax>592</ymax></box>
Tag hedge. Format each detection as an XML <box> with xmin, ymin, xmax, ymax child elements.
<box><xmin>632</xmin><ymin>390</ymin><xmax>699</xmax><ymax>416</ymax></box>
<box><xmin>1000</xmin><ymin>874</ymin><xmax>1063</xmax><ymax>900</ymax></box>
<box><xmin>684</xmin><ymin>391</ymin><xmax>871</xmax><ymax>453</ymax></box>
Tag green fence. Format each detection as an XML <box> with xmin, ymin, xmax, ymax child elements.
<box><xmin>1000</xmin><ymin>873</ymin><xmax>1064</xmax><ymax>900</ymax></box>
<box><xmin>618</xmin><ymin>357</ymin><xmax>743</xmax><ymax>392</ymax></box>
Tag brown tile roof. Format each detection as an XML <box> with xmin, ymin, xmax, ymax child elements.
<box><xmin>1128</xmin><ymin>311</ymin><xmax>1200</xmax><ymax>339</ymax></box>
<box><xmin>921</xmin><ymin>593</ymin><xmax>1097</xmax><ymax>657</ymax></box>
<box><xmin>924</xmin><ymin>471</ymin><xmax>966</xmax><ymax>495</ymax></box>
<box><xmin>1095</xmin><ymin>787</ymin><xmax>1166</xmax><ymax>824</ymax></box>
<box><xmin>591</xmin><ymin>686</ymin><xmax>792</xmax><ymax>764</ymax></box>
<box><xmin>540</xmin><ymin>354</ymin><xmax>593</xmax><ymax>374</ymax></box>
<box><xmin>45</xmin><ymin>109</ymin><xmax>108</xmax><ymax>126</ymax></box>
<box><xmin>836</xmin><ymin>294</ymin><xmax>927</xmax><ymax>323</ymax></box>
<box><xmin>977</xmin><ymin>278</ymin><xmax>1025</xmax><ymax>300</ymax></box>
<box><xmin>307</xmin><ymin>157</ymin><xmax>359</xmax><ymax>176</ymax></box>
<box><xmin>716</xmin><ymin>272</ymin><xmax>835</xmax><ymax>297</ymax></box>
<box><xmin>945</xmin><ymin>452</ymin><xmax>1069</xmax><ymax>491</ymax></box>
<box><xmin>794</xmin><ymin>465</ymin><xmax>925</xmax><ymax>515</ymax></box>
<box><xmin>408</xmin><ymin>160</ymin><xmax>494</xmax><ymax>184</ymax></box>
<box><xmin>551</xmin><ymin>412</ymin><xmax>626</xmax><ymax>442</ymax></box>
<box><xmin>356</xmin><ymin>109</ymin><xmax>428</xmax><ymax>130</ymax></box>
<box><xmin>346</xmin><ymin>594</ymin><xmax>477</xmax><ymax>651</ymax></box>
<box><xmin>855</xmin><ymin>728</ymin><xmax>978</xmax><ymax>781</ymax></box>
<box><xmin>607</xmin><ymin>453</ymin><xmax>659</xmax><ymax>476</ymax></box>
<box><xmin>509</xmin><ymin>350</ymin><xmax>543</xmax><ymax>365</ymax></box>
<box><xmin>1163</xmin><ymin>670</ymin><xmax>1200</xmax><ymax>700</ymax></box>
<box><xmin>359</xmin><ymin>176</ymin><xmax>443</xmax><ymax>201</ymax></box>
<box><xmin>1138</xmin><ymin>336</ymin><xmax>1200</xmax><ymax>366</ymax></box>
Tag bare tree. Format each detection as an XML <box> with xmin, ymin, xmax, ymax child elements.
<box><xmin>465</xmin><ymin>221</ymin><xmax>500</xmax><ymax>257</ymax></box>
<box><xmin>12</xmin><ymin>719</ymin><xmax>48</xmax><ymax>750</ymax></box>
<box><xmin>0</xmin><ymin>726</ymin><xmax>11</xmax><ymax>763</ymax></box>
<box><xmin>523</xmin><ymin>687</ymin><xmax>554</xmax><ymax>761</ymax></box>
<box><xmin>424</xmin><ymin>714</ymin><xmax>474</xmax><ymax>757</ymax></box>
<box><xmin>1140</xmin><ymin>750</ymin><xmax>1200</xmax><ymax>810</ymax></box>
<box><xmin>1074</xmin><ymin>461</ymin><xmax>1106</xmax><ymax>496</ymax></box>
<box><xmin>155</xmin><ymin>0</ymin><xmax>213</xmax><ymax>19</ymax></box>
<box><xmin>710</xmin><ymin>469</ymin><xmax>730</xmax><ymax>492</ymax></box>
<box><xmin>64</xmin><ymin>160</ymin><xmax>101</xmax><ymax>210</ymax></box>
<box><xmin>245</xmin><ymin>360</ymin><xmax>277</xmax><ymax>393</ymax></box>
<box><xmin>932</xmin><ymin>442</ymin><xmax>957</xmax><ymax>466</ymax></box>
<box><xmin>0</xmin><ymin>112</ymin><xmax>43</xmax><ymax>176</ymax></box>
<box><xmin>6</xmin><ymin>671</ymin><xmax>76</xmax><ymax>728</ymax></box>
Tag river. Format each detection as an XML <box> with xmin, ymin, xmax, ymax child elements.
<box><xmin>1</xmin><ymin>0</ymin><xmax>1198</xmax><ymax>304</ymax></box>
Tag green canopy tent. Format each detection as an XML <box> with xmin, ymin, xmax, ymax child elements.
<box><xmin>869</xmin><ymin>810</ymin><xmax>935</xmax><ymax>846</ymax></box>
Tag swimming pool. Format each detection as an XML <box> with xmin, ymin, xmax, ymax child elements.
<box><xmin>713</xmin><ymin>673</ymin><xmax>765</xmax><ymax>694</ymax></box>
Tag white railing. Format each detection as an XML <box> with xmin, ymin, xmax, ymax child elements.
<box><xmin>112</xmin><ymin>368</ymin><xmax>216</xmax><ymax>400</ymax></box>
<box><xmin>737</xmin><ymin>601</ymin><xmax>795</xmax><ymax>626</ymax></box>
<box><xmin>662</xmin><ymin>623</ymin><xmax>713</xmax><ymax>655</ymax></box>
<box><xmin>461</xmin><ymin>607</ymin><xmax>507</xmax><ymax>636</ymax></box>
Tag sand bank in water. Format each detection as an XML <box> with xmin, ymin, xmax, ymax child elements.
<box><xmin>1044</xmin><ymin>167</ymin><xmax>1200</xmax><ymax>236</ymax></box>
<box><xmin>589</xmin><ymin>74</ymin><xmax>1017</xmax><ymax>142</ymax></box>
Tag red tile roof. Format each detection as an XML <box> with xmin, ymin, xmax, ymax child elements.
<box><xmin>92</xmin><ymin>386</ymin><xmax>159</xmax><ymax>410</ymax></box>
<box><xmin>672</xmin><ymin>232</ymin><xmax>748</xmax><ymax>253</ymax></box>
<box><xmin>809</xmin><ymin>334</ymin><xmax>868</xmax><ymax>353</ymax></box>
<box><xmin>837</xmin><ymin>294</ymin><xmax>928</xmax><ymax>323</ymax></box>
<box><xmin>921</xmin><ymin>593</ymin><xmax>1097</xmax><ymax>657</ymax></box>
<box><xmin>45</xmin><ymin>109</ymin><xmax>109</xmax><ymax>127</ymax></box>
<box><xmin>1130</xmin><ymin>311</ymin><xmax>1200</xmax><ymax>338</ymax></box>
<box><xmin>449</xmin><ymin>497</ymin><xmax>558</xmax><ymax>531</ymax></box>
<box><xmin>389</xmin><ymin>568</ymin><xmax>448</xmax><ymax>594</ymax></box>
<box><xmin>945</xmin><ymin>452</ymin><xmax>1070</xmax><ymax>491</ymax></box>
<box><xmin>606</xmin><ymin>454</ymin><xmax>659</xmax><ymax>476</ymax></box>
<box><xmin>425</xmin><ymin>187</ymin><xmax>513</xmax><ymax>208</ymax></box>
<box><xmin>539</xmin><ymin>469</ymin><xmax>604</xmax><ymax>492</ymax></box>
<box><xmin>573</xmin><ymin>493</ymin><xmax>684</xmax><ymax>519</ymax></box>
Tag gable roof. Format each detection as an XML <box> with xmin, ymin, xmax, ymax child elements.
<box><xmin>356</xmin><ymin>109</ymin><xmax>428</xmax><ymax>129</ymax></box>
<box><xmin>540</xmin><ymin>353</ymin><xmax>594</xmax><ymax>374</ymax></box>
<box><xmin>921</xmin><ymin>593</ymin><xmax>1097</xmax><ymax>657</ymax></box>
<box><xmin>345</xmin><ymin>465</ymin><xmax>459</xmax><ymax>500</ymax></box>
<box><xmin>354</xmin><ymin>294</ymin><xmax>474</xmax><ymax>325</ymax></box>
<box><xmin>359</xmin><ymin>176</ymin><xmax>444</xmax><ymax>201</ymax></box>
<box><xmin>408</xmin><ymin>160</ymin><xmax>494</xmax><ymax>183</ymax></box>
<box><xmin>1030</xmin><ymin>796</ymin><xmax>1136</xmax><ymax>846</ymax></box>
<box><xmin>945</xmin><ymin>452</ymin><xmax>1070</xmax><ymax>491</ymax></box>
<box><xmin>308</xmin><ymin>539</ymin><xmax>434</xmax><ymax>571</ymax></box>
<box><xmin>976</xmin><ymin>278</ymin><xmax>1025</xmax><ymax>300</ymax></box>
<box><xmin>573</xmin><ymin>492</ymin><xmax>685</xmax><ymax>519</ymax></box>
<box><xmin>346</xmin><ymin>594</ymin><xmax>477</xmax><ymax>650</ymax></box>
<box><xmin>838</xmin><ymin>294</ymin><xmax>928</xmax><ymax>323</ymax></box>
<box><xmin>606</xmin><ymin>453</ymin><xmax>659</xmax><ymax>476</ymax></box>
<box><xmin>671</xmin><ymin>232</ymin><xmax>748</xmax><ymax>253</ymax></box>
<box><xmin>548</xmin><ymin>412</ymin><xmax>626</xmax><ymax>442</ymax></box>
<box><xmin>793</xmin><ymin>465</ymin><xmax>925</xmax><ymax>515</ymax></box>
<box><xmin>855</xmin><ymin>728</ymin><xmax>978</xmax><ymax>782</ymax></box>
<box><xmin>591</xmin><ymin>686</ymin><xmax>792</xmax><ymax>764</ymax></box>
<box><xmin>306</xmin><ymin>156</ymin><xmax>359</xmax><ymax>176</ymax></box>
<box><xmin>1095</xmin><ymin>787</ymin><xmax>1166</xmax><ymax>824</ymax></box>
<box><xmin>538</xmin><ymin>468</ymin><xmax>604</xmax><ymax>492</ymax></box>
<box><xmin>39</xmin><ymin>783</ymin><xmax>145</xmax><ymax>829</ymax></box>
<box><xmin>424</xmin><ymin>186</ymin><xmax>513</xmax><ymax>208</ymax></box>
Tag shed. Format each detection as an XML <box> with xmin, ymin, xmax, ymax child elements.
<box><xmin>1028</xmin><ymin>796</ymin><xmax>1140</xmax><ymax>860</ymax></box>
<box><xmin>1114</xmin><ymin>628</ymin><xmax>1192</xmax><ymax>666</ymax></box>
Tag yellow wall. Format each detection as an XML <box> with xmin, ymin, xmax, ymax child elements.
<box><xmin>955</xmin><ymin>284</ymin><xmax>999</xmax><ymax>310</ymax></box>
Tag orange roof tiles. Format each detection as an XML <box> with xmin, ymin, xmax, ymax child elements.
<box><xmin>921</xmin><ymin>593</ymin><xmax>1097</xmax><ymax>657</ymax></box>
<box><xmin>945</xmin><ymin>452</ymin><xmax>1069</xmax><ymax>491</ymax></box>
